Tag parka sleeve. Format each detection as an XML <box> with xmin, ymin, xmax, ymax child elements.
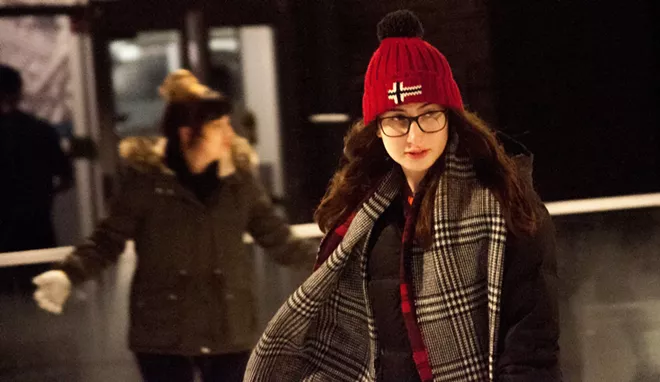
<box><xmin>56</xmin><ymin>170</ymin><xmax>150</xmax><ymax>285</ymax></box>
<box><xmin>496</xmin><ymin>204</ymin><xmax>562</xmax><ymax>381</ymax></box>
<box><xmin>244</xmin><ymin>173</ymin><xmax>317</xmax><ymax>269</ymax></box>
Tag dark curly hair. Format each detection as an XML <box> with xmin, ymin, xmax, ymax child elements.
<box><xmin>314</xmin><ymin>108</ymin><xmax>541</xmax><ymax>248</ymax></box>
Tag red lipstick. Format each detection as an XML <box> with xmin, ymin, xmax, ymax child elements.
<box><xmin>405</xmin><ymin>149</ymin><xmax>429</xmax><ymax>159</ymax></box>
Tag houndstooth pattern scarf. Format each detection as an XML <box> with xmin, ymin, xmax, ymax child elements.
<box><xmin>245</xmin><ymin>135</ymin><xmax>507</xmax><ymax>382</ymax></box>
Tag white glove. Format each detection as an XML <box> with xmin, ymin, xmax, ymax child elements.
<box><xmin>33</xmin><ymin>270</ymin><xmax>72</xmax><ymax>315</ymax></box>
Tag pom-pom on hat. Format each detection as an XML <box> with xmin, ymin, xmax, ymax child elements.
<box><xmin>362</xmin><ymin>10</ymin><xmax>463</xmax><ymax>124</ymax></box>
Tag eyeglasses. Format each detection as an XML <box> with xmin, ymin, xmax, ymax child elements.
<box><xmin>377</xmin><ymin>110</ymin><xmax>448</xmax><ymax>137</ymax></box>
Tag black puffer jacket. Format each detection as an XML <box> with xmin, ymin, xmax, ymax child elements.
<box><xmin>496</xmin><ymin>133</ymin><xmax>561</xmax><ymax>381</ymax></box>
<box><xmin>366</xmin><ymin>134</ymin><xmax>561</xmax><ymax>381</ymax></box>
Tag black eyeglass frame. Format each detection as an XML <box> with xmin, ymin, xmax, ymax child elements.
<box><xmin>377</xmin><ymin>110</ymin><xmax>448</xmax><ymax>137</ymax></box>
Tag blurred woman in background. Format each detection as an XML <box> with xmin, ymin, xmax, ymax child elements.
<box><xmin>245</xmin><ymin>10</ymin><xmax>560</xmax><ymax>382</ymax></box>
<box><xmin>32</xmin><ymin>70</ymin><xmax>316</xmax><ymax>382</ymax></box>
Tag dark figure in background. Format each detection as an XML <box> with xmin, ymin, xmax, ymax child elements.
<box><xmin>0</xmin><ymin>64</ymin><xmax>73</xmax><ymax>290</ymax></box>
<box><xmin>0</xmin><ymin>64</ymin><xmax>73</xmax><ymax>251</ymax></box>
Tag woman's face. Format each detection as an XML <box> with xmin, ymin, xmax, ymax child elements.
<box><xmin>182</xmin><ymin>115</ymin><xmax>235</xmax><ymax>164</ymax></box>
<box><xmin>377</xmin><ymin>102</ymin><xmax>449</xmax><ymax>179</ymax></box>
<box><xmin>200</xmin><ymin>115</ymin><xmax>235</xmax><ymax>159</ymax></box>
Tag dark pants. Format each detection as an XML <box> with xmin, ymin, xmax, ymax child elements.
<box><xmin>135</xmin><ymin>351</ymin><xmax>250</xmax><ymax>382</ymax></box>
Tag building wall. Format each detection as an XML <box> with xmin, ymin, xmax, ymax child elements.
<box><xmin>490</xmin><ymin>0</ymin><xmax>658</xmax><ymax>201</ymax></box>
<box><xmin>88</xmin><ymin>0</ymin><xmax>659</xmax><ymax>223</ymax></box>
<box><xmin>280</xmin><ymin>0</ymin><xmax>659</xmax><ymax>222</ymax></box>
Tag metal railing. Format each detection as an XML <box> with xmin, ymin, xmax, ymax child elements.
<box><xmin>1</xmin><ymin>193</ymin><xmax>659</xmax><ymax>268</ymax></box>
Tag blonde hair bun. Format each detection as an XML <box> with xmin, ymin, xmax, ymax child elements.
<box><xmin>159</xmin><ymin>69</ymin><xmax>221</xmax><ymax>102</ymax></box>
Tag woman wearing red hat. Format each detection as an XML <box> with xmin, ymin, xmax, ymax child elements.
<box><xmin>245</xmin><ymin>10</ymin><xmax>561</xmax><ymax>382</ymax></box>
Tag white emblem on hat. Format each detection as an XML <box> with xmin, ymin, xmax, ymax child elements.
<box><xmin>387</xmin><ymin>81</ymin><xmax>423</xmax><ymax>105</ymax></box>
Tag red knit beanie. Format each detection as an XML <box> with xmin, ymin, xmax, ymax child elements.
<box><xmin>362</xmin><ymin>10</ymin><xmax>464</xmax><ymax>124</ymax></box>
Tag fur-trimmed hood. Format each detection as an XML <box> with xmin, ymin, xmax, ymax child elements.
<box><xmin>118</xmin><ymin>135</ymin><xmax>259</xmax><ymax>175</ymax></box>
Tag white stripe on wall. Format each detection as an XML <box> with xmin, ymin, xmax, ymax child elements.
<box><xmin>545</xmin><ymin>193</ymin><xmax>660</xmax><ymax>216</ymax></box>
<box><xmin>2</xmin><ymin>193</ymin><xmax>659</xmax><ymax>267</ymax></box>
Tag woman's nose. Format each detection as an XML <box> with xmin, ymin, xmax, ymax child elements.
<box><xmin>407</xmin><ymin>121</ymin><xmax>422</xmax><ymax>143</ymax></box>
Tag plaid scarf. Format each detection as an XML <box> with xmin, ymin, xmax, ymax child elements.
<box><xmin>245</xmin><ymin>135</ymin><xmax>507</xmax><ymax>381</ymax></box>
